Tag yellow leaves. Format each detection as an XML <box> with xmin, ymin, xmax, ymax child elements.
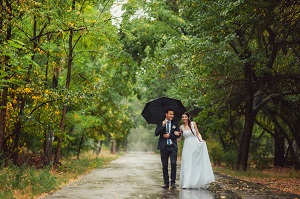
<box><xmin>68</xmin><ymin>22</ymin><xmax>75</xmax><ymax>28</ymax></box>
<box><xmin>32</xmin><ymin>95</ymin><xmax>40</xmax><ymax>100</ymax></box>
<box><xmin>55</xmin><ymin>110</ymin><xmax>60</xmax><ymax>116</ymax></box>
<box><xmin>36</xmin><ymin>47</ymin><xmax>44</xmax><ymax>54</ymax></box>
<box><xmin>22</xmin><ymin>87</ymin><xmax>32</xmax><ymax>94</ymax></box>
<box><xmin>44</xmin><ymin>89</ymin><xmax>50</xmax><ymax>94</ymax></box>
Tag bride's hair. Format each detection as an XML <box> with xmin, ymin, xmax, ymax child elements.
<box><xmin>183</xmin><ymin>112</ymin><xmax>196</xmax><ymax>137</ymax></box>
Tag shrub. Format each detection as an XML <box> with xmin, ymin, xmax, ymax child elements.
<box><xmin>207</xmin><ymin>139</ymin><xmax>224</xmax><ymax>166</ymax></box>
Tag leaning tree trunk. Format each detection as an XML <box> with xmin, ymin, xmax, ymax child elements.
<box><xmin>232</xmin><ymin>27</ymin><xmax>256</xmax><ymax>171</ymax></box>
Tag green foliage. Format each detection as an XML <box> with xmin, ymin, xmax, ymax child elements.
<box><xmin>0</xmin><ymin>0</ymin><xmax>299</xmax><ymax>177</ymax></box>
<box><xmin>127</xmin><ymin>97</ymin><xmax>157</xmax><ymax>152</ymax></box>
<box><xmin>0</xmin><ymin>0</ymin><xmax>137</xmax><ymax>163</ymax></box>
<box><xmin>250</xmin><ymin>132</ymin><xmax>274</xmax><ymax>170</ymax></box>
<box><xmin>223</xmin><ymin>150</ymin><xmax>238</xmax><ymax>169</ymax></box>
<box><xmin>207</xmin><ymin>139</ymin><xmax>224</xmax><ymax>166</ymax></box>
<box><xmin>120</xmin><ymin>0</ymin><xmax>300</xmax><ymax>170</ymax></box>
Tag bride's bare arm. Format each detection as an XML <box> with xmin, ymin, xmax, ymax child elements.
<box><xmin>177</xmin><ymin>126</ymin><xmax>183</xmax><ymax>140</ymax></box>
<box><xmin>193</xmin><ymin>122</ymin><xmax>204</xmax><ymax>141</ymax></box>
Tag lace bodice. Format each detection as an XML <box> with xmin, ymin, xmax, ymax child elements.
<box><xmin>180</xmin><ymin>122</ymin><xmax>197</xmax><ymax>139</ymax></box>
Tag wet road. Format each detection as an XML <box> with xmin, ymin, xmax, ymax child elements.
<box><xmin>42</xmin><ymin>151</ymin><xmax>215</xmax><ymax>199</ymax></box>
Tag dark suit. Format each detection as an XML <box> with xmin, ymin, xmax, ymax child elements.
<box><xmin>155</xmin><ymin>120</ymin><xmax>180</xmax><ymax>185</ymax></box>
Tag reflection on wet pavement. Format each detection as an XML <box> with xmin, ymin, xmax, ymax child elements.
<box><xmin>179</xmin><ymin>188</ymin><xmax>215</xmax><ymax>199</ymax></box>
<box><xmin>149</xmin><ymin>188</ymin><xmax>215</xmax><ymax>199</ymax></box>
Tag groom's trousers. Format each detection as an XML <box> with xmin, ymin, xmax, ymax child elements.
<box><xmin>160</xmin><ymin>145</ymin><xmax>177</xmax><ymax>185</ymax></box>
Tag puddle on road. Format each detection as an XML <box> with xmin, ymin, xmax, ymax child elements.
<box><xmin>179</xmin><ymin>189</ymin><xmax>215</xmax><ymax>199</ymax></box>
<box><xmin>128</xmin><ymin>187</ymin><xmax>216</xmax><ymax>199</ymax></box>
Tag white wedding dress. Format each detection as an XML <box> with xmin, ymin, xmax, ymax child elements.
<box><xmin>180</xmin><ymin>123</ymin><xmax>215</xmax><ymax>189</ymax></box>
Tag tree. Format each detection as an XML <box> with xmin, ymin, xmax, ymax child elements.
<box><xmin>120</xmin><ymin>0</ymin><xmax>300</xmax><ymax>170</ymax></box>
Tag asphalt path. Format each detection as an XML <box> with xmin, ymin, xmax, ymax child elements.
<box><xmin>42</xmin><ymin>151</ymin><xmax>215</xmax><ymax>199</ymax></box>
<box><xmin>42</xmin><ymin>152</ymin><xmax>300</xmax><ymax>199</ymax></box>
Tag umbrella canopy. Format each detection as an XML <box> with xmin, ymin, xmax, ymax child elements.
<box><xmin>141</xmin><ymin>97</ymin><xmax>186</xmax><ymax>124</ymax></box>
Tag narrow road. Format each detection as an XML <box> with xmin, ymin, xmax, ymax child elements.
<box><xmin>42</xmin><ymin>152</ymin><xmax>300</xmax><ymax>199</ymax></box>
<box><xmin>42</xmin><ymin>152</ymin><xmax>215</xmax><ymax>199</ymax></box>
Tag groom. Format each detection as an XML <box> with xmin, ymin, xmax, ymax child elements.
<box><xmin>155</xmin><ymin>108</ymin><xmax>181</xmax><ymax>189</ymax></box>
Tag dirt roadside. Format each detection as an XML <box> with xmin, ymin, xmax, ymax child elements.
<box><xmin>41</xmin><ymin>152</ymin><xmax>300</xmax><ymax>199</ymax></box>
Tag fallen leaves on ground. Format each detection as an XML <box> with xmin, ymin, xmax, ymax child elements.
<box><xmin>239</xmin><ymin>167</ymin><xmax>300</xmax><ymax>195</ymax></box>
<box><xmin>211</xmin><ymin>166</ymin><xmax>300</xmax><ymax>198</ymax></box>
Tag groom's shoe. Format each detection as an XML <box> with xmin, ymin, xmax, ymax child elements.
<box><xmin>171</xmin><ymin>182</ymin><xmax>176</xmax><ymax>189</ymax></box>
<box><xmin>162</xmin><ymin>184</ymin><xmax>169</xmax><ymax>188</ymax></box>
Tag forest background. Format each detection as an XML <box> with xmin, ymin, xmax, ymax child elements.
<box><xmin>0</xmin><ymin>0</ymin><xmax>300</xmax><ymax>198</ymax></box>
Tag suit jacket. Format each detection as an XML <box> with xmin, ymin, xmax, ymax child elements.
<box><xmin>155</xmin><ymin>120</ymin><xmax>180</xmax><ymax>150</ymax></box>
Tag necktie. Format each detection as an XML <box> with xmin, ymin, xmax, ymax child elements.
<box><xmin>166</xmin><ymin>121</ymin><xmax>171</xmax><ymax>146</ymax></box>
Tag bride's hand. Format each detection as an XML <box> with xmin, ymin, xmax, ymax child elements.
<box><xmin>174</xmin><ymin>131</ymin><xmax>181</xmax><ymax>136</ymax></box>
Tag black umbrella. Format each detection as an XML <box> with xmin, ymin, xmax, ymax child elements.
<box><xmin>141</xmin><ymin>97</ymin><xmax>186</xmax><ymax>124</ymax></box>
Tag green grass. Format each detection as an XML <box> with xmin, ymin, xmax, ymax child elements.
<box><xmin>0</xmin><ymin>151</ymin><xmax>119</xmax><ymax>199</ymax></box>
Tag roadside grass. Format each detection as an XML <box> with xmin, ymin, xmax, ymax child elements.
<box><xmin>213</xmin><ymin>166</ymin><xmax>300</xmax><ymax>195</ymax></box>
<box><xmin>0</xmin><ymin>150</ymin><xmax>119</xmax><ymax>199</ymax></box>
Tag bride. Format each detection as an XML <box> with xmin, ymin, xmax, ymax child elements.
<box><xmin>179</xmin><ymin>112</ymin><xmax>215</xmax><ymax>189</ymax></box>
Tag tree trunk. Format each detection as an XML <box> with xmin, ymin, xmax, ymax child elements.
<box><xmin>236</xmin><ymin>108</ymin><xmax>255</xmax><ymax>170</ymax></box>
<box><xmin>0</xmin><ymin>87</ymin><xmax>8</xmax><ymax>153</ymax></box>
<box><xmin>274</xmin><ymin>127</ymin><xmax>285</xmax><ymax>167</ymax></box>
<box><xmin>236</xmin><ymin>62</ymin><xmax>255</xmax><ymax>171</ymax></box>
<box><xmin>0</xmin><ymin>0</ymin><xmax>12</xmax><ymax>154</ymax></box>
<box><xmin>54</xmin><ymin>105</ymin><xmax>66</xmax><ymax>166</ymax></box>
<box><xmin>77</xmin><ymin>135</ymin><xmax>84</xmax><ymax>160</ymax></box>
<box><xmin>290</xmin><ymin>116</ymin><xmax>300</xmax><ymax>151</ymax></box>
<box><xmin>54</xmin><ymin>0</ymin><xmax>75</xmax><ymax>167</ymax></box>
<box><xmin>12</xmin><ymin>100</ymin><xmax>24</xmax><ymax>164</ymax></box>
<box><xmin>268</xmin><ymin>109</ymin><xmax>300</xmax><ymax>169</ymax></box>
<box><xmin>111</xmin><ymin>140</ymin><xmax>116</xmax><ymax>154</ymax></box>
<box><xmin>96</xmin><ymin>140</ymin><xmax>102</xmax><ymax>156</ymax></box>
<box><xmin>47</xmin><ymin>36</ymin><xmax>60</xmax><ymax>165</ymax></box>
<box><xmin>231</xmin><ymin>28</ymin><xmax>256</xmax><ymax>171</ymax></box>
<box><xmin>12</xmin><ymin>15</ymin><xmax>37</xmax><ymax>163</ymax></box>
<box><xmin>44</xmin><ymin>127</ymin><xmax>53</xmax><ymax>164</ymax></box>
